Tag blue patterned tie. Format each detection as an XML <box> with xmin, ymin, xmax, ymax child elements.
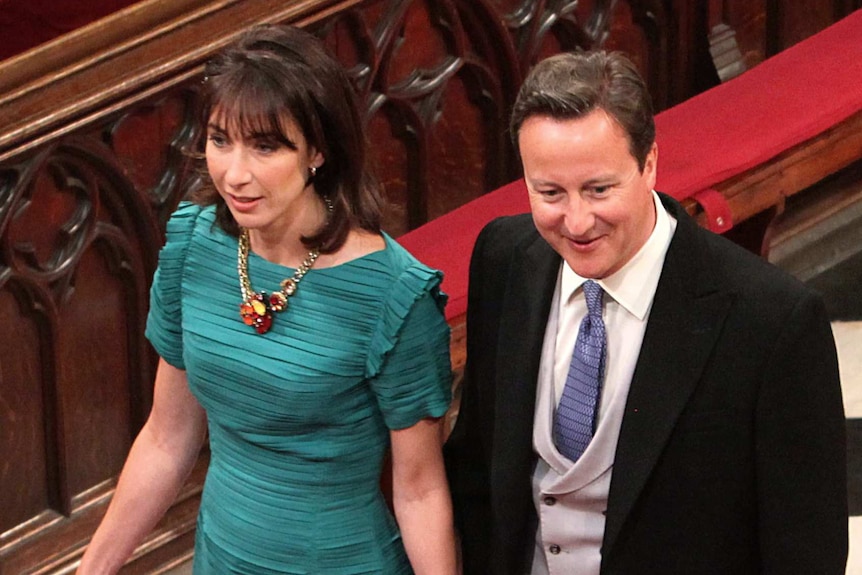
<box><xmin>553</xmin><ymin>280</ymin><xmax>606</xmax><ymax>462</ymax></box>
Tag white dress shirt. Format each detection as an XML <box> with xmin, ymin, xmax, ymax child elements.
<box><xmin>529</xmin><ymin>192</ymin><xmax>677</xmax><ymax>575</ymax></box>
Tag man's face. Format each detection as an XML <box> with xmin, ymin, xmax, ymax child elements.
<box><xmin>519</xmin><ymin>109</ymin><xmax>658</xmax><ymax>279</ymax></box>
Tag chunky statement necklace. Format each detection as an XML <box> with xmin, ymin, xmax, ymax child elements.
<box><xmin>237</xmin><ymin>197</ymin><xmax>332</xmax><ymax>334</ymax></box>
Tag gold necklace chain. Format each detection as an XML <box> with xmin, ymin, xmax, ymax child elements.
<box><xmin>237</xmin><ymin>197</ymin><xmax>332</xmax><ymax>334</ymax></box>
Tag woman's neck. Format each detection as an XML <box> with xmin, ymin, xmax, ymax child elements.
<box><xmin>246</xmin><ymin>193</ymin><xmax>327</xmax><ymax>267</ymax></box>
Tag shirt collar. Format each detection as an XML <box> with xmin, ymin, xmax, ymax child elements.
<box><xmin>561</xmin><ymin>191</ymin><xmax>676</xmax><ymax>320</ymax></box>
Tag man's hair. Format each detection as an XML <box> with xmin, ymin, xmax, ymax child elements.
<box><xmin>510</xmin><ymin>50</ymin><xmax>655</xmax><ymax>170</ymax></box>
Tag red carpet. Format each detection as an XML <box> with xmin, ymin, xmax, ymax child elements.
<box><xmin>399</xmin><ymin>9</ymin><xmax>862</xmax><ymax>321</ymax></box>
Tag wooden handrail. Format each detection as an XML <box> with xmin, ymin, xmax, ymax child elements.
<box><xmin>0</xmin><ymin>0</ymin><xmax>364</xmax><ymax>162</ymax></box>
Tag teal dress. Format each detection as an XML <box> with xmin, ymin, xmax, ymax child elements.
<box><xmin>146</xmin><ymin>203</ymin><xmax>452</xmax><ymax>574</ymax></box>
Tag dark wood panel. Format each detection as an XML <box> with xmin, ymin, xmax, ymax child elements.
<box><xmin>765</xmin><ymin>0</ymin><xmax>849</xmax><ymax>57</ymax></box>
<box><xmin>0</xmin><ymin>134</ymin><xmax>164</xmax><ymax>570</ymax></box>
<box><xmin>0</xmin><ymin>289</ymin><xmax>54</xmax><ymax>535</ymax></box>
<box><xmin>316</xmin><ymin>0</ymin><xmax>522</xmax><ymax>233</ymax></box>
<box><xmin>709</xmin><ymin>0</ymin><xmax>858</xmax><ymax>77</ymax></box>
<box><xmin>60</xmin><ymin>246</ymin><xmax>135</xmax><ymax>497</ymax></box>
<box><xmin>721</xmin><ymin>0</ymin><xmax>768</xmax><ymax>68</ymax></box>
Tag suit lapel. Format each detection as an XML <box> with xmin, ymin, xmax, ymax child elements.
<box><xmin>602</xmin><ymin>198</ymin><xmax>736</xmax><ymax>557</ymax></box>
<box><xmin>491</xmin><ymin>230</ymin><xmax>559</xmax><ymax>520</ymax></box>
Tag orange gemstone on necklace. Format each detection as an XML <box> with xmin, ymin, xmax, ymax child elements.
<box><xmin>239</xmin><ymin>301</ymin><xmax>256</xmax><ymax>325</ymax></box>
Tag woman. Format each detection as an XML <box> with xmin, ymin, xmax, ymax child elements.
<box><xmin>78</xmin><ymin>24</ymin><xmax>456</xmax><ymax>574</ymax></box>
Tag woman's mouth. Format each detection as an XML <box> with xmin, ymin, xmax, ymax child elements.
<box><xmin>228</xmin><ymin>194</ymin><xmax>261</xmax><ymax>212</ymax></box>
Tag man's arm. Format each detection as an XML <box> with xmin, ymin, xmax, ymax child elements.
<box><xmin>443</xmin><ymin>220</ymin><xmax>503</xmax><ymax>574</ymax></box>
<box><xmin>755</xmin><ymin>292</ymin><xmax>848</xmax><ymax>573</ymax></box>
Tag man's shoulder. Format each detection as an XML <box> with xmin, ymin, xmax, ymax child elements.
<box><xmin>674</xmin><ymin>208</ymin><xmax>815</xmax><ymax>304</ymax></box>
<box><xmin>469</xmin><ymin>213</ymin><xmax>542</xmax><ymax>277</ymax></box>
<box><xmin>478</xmin><ymin>213</ymin><xmax>538</xmax><ymax>246</ymax></box>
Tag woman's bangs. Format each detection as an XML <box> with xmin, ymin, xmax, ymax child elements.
<box><xmin>209</xmin><ymin>71</ymin><xmax>294</xmax><ymax>145</ymax></box>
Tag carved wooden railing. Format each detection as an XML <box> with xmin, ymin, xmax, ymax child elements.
<box><xmin>4</xmin><ymin>0</ymin><xmax>842</xmax><ymax>572</ymax></box>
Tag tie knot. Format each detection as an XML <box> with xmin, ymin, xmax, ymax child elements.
<box><xmin>582</xmin><ymin>280</ymin><xmax>604</xmax><ymax>318</ymax></box>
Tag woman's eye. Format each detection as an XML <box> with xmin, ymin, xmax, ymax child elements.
<box><xmin>253</xmin><ymin>138</ymin><xmax>285</xmax><ymax>154</ymax></box>
<box><xmin>208</xmin><ymin>133</ymin><xmax>227</xmax><ymax>147</ymax></box>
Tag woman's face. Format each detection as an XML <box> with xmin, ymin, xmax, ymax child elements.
<box><xmin>205</xmin><ymin>109</ymin><xmax>323</xmax><ymax>238</ymax></box>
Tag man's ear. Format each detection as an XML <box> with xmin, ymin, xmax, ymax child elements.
<box><xmin>643</xmin><ymin>142</ymin><xmax>658</xmax><ymax>188</ymax></box>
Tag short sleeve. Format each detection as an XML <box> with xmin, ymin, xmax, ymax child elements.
<box><xmin>367</xmin><ymin>265</ymin><xmax>452</xmax><ymax>430</ymax></box>
<box><xmin>145</xmin><ymin>202</ymin><xmax>202</xmax><ymax>369</ymax></box>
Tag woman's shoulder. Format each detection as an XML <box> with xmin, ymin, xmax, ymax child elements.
<box><xmin>165</xmin><ymin>201</ymin><xmax>217</xmax><ymax>236</ymax></box>
<box><xmin>165</xmin><ymin>202</ymin><xmax>230</xmax><ymax>248</ymax></box>
<box><xmin>345</xmin><ymin>229</ymin><xmax>387</xmax><ymax>261</ymax></box>
<box><xmin>380</xmin><ymin>232</ymin><xmax>444</xmax><ymax>283</ymax></box>
<box><xmin>379</xmin><ymin>232</ymin><xmax>446</xmax><ymax>306</ymax></box>
<box><xmin>315</xmin><ymin>229</ymin><xmax>442</xmax><ymax>296</ymax></box>
<box><xmin>314</xmin><ymin>229</ymin><xmax>443</xmax><ymax>298</ymax></box>
<box><xmin>156</xmin><ymin>203</ymin><xmax>231</xmax><ymax>278</ymax></box>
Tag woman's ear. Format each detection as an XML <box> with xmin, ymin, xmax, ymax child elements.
<box><xmin>310</xmin><ymin>149</ymin><xmax>324</xmax><ymax>170</ymax></box>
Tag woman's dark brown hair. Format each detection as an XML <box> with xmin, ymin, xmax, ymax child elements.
<box><xmin>191</xmin><ymin>24</ymin><xmax>383</xmax><ymax>252</ymax></box>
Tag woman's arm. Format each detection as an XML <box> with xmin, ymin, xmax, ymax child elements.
<box><xmin>391</xmin><ymin>416</ymin><xmax>458</xmax><ymax>575</ymax></box>
<box><xmin>77</xmin><ymin>358</ymin><xmax>208</xmax><ymax>575</ymax></box>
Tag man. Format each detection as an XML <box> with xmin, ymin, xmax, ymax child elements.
<box><xmin>443</xmin><ymin>50</ymin><xmax>848</xmax><ymax>574</ymax></box>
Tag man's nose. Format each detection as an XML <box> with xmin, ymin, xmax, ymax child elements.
<box><xmin>563</xmin><ymin>195</ymin><xmax>595</xmax><ymax>236</ymax></box>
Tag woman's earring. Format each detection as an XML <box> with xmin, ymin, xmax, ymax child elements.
<box><xmin>305</xmin><ymin>165</ymin><xmax>318</xmax><ymax>188</ymax></box>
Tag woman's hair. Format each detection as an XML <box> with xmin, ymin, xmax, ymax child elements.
<box><xmin>510</xmin><ymin>50</ymin><xmax>655</xmax><ymax>171</ymax></box>
<box><xmin>190</xmin><ymin>24</ymin><xmax>383</xmax><ymax>252</ymax></box>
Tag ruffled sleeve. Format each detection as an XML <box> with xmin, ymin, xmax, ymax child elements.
<box><xmin>367</xmin><ymin>263</ymin><xmax>452</xmax><ymax>430</ymax></box>
<box><xmin>145</xmin><ymin>202</ymin><xmax>202</xmax><ymax>370</ymax></box>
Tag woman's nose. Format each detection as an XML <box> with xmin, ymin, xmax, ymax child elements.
<box><xmin>223</xmin><ymin>149</ymin><xmax>252</xmax><ymax>188</ymax></box>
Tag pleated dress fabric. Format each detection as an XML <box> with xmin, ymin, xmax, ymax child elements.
<box><xmin>146</xmin><ymin>203</ymin><xmax>452</xmax><ymax>574</ymax></box>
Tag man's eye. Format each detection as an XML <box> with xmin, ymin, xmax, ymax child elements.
<box><xmin>537</xmin><ymin>189</ymin><xmax>561</xmax><ymax>197</ymax></box>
